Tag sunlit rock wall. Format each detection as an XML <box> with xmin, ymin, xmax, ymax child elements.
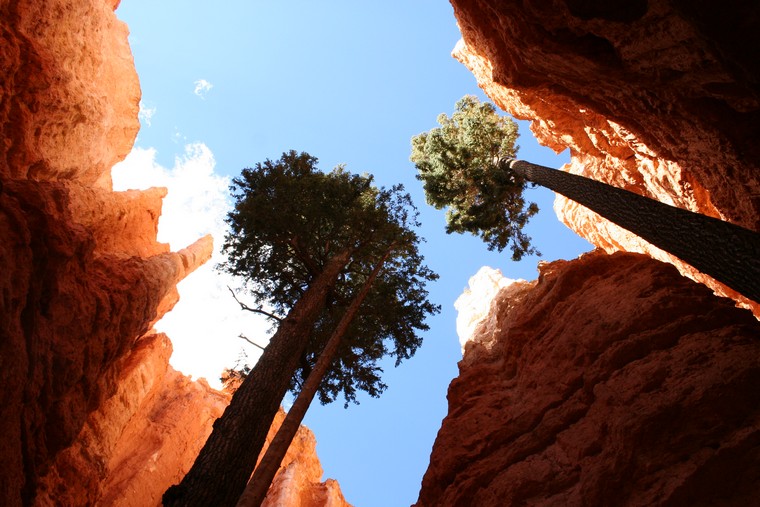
<box><xmin>0</xmin><ymin>0</ymin><xmax>140</xmax><ymax>187</ymax></box>
<box><xmin>0</xmin><ymin>0</ymin><xmax>207</xmax><ymax>503</ymax></box>
<box><xmin>34</xmin><ymin>334</ymin><xmax>350</xmax><ymax>507</ymax></box>
<box><xmin>417</xmin><ymin>252</ymin><xmax>760</xmax><ymax>505</ymax></box>
<box><xmin>34</xmin><ymin>333</ymin><xmax>227</xmax><ymax>506</ymax></box>
<box><xmin>1</xmin><ymin>0</ymin><xmax>347</xmax><ymax>505</ymax></box>
<box><xmin>450</xmin><ymin>0</ymin><xmax>760</xmax><ymax>313</ymax></box>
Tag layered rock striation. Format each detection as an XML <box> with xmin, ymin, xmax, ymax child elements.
<box><xmin>418</xmin><ymin>252</ymin><xmax>760</xmax><ymax>505</ymax></box>
<box><xmin>1</xmin><ymin>0</ymin><xmax>347</xmax><ymax>505</ymax></box>
<box><xmin>0</xmin><ymin>1</ymin><xmax>209</xmax><ymax>502</ymax></box>
<box><xmin>451</xmin><ymin>0</ymin><xmax>760</xmax><ymax>312</ymax></box>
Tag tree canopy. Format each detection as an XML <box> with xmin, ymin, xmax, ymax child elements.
<box><xmin>166</xmin><ymin>151</ymin><xmax>439</xmax><ymax>506</ymax></box>
<box><xmin>219</xmin><ymin>150</ymin><xmax>439</xmax><ymax>406</ymax></box>
<box><xmin>410</xmin><ymin>96</ymin><xmax>760</xmax><ymax>304</ymax></box>
<box><xmin>410</xmin><ymin>95</ymin><xmax>539</xmax><ymax>260</ymax></box>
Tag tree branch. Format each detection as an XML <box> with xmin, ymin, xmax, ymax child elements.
<box><xmin>238</xmin><ymin>334</ymin><xmax>266</xmax><ymax>351</ymax></box>
<box><xmin>227</xmin><ymin>286</ymin><xmax>283</xmax><ymax>322</ymax></box>
<box><xmin>289</xmin><ymin>236</ymin><xmax>321</xmax><ymax>277</ymax></box>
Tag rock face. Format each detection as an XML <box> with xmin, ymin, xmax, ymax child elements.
<box><xmin>34</xmin><ymin>333</ymin><xmax>228</xmax><ymax>507</ymax></box>
<box><xmin>417</xmin><ymin>252</ymin><xmax>760</xmax><ymax>506</ymax></box>
<box><xmin>451</xmin><ymin>0</ymin><xmax>760</xmax><ymax>313</ymax></box>
<box><xmin>0</xmin><ymin>1</ymin><xmax>347</xmax><ymax>505</ymax></box>
<box><xmin>416</xmin><ymin>3</ymin><xmax>760</xmax><ymax>505</ymax></box>
<box><xmin>0</xmin><ymin>0</ymin><xmax>140</xmax><ymax>187</ymax></box>
<box><xmin>0</xmin><ymin>1</ymin><xmax>205</xmax><ymax>502</ymax></box>
<box><xmin>34</xmin><ymin>334</ymin><xmax>350</xmax><ymax>507</ymax></box>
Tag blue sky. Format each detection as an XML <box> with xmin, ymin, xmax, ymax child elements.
<box><xmin>114</xmin><ymin>2</ymin><xmax>591</xmax><ymax>505</ymax></box>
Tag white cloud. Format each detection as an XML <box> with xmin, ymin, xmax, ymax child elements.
<box><xmin>193</xmin><ymin>79</ymin><xmax>213</xmax><ymax>99</ymax></box>
<box><xmin>112</xmin><ymin>143</ymin><xmax>271</xmax><ymax>388</ymax></box>
<box><xmin>138</xmin><ymin>101</ymin><xmax>156</xmax><ymax>126</ymax></box>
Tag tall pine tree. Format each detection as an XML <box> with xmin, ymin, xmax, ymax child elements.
<box><xmin>164</xmin><ymin>151</ymin><xmax>438</xmax><ymax>506</ymax></box>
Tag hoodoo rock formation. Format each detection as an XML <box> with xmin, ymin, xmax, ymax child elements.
<box><xmin>1</xmin><ymin>1</ymin><xmax>347</xmax><ymax>505</ymax></box>
<box><xmin>417</xmin><ymin>1</ymin><xmax>760</xmax><ymax>505</ymax></box>
<box><xmin>417</xmin><ymin>252</ymin><xmax>760</xmax><ymax>505</ymax></box>
<box><xmin>450</xmin><ymin>0</ymin><xmax>760</xmax><ymax>314</ymax></box>
<box><xmin>5</xmin><ymin>0</ymin><xmax>759</xmax><ymax>505</ymax></box>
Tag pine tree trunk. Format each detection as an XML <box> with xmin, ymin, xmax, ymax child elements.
<box><xmin>509</xmin><ymin>159</ymin><xmax>760</xmax><ymax>303</ymax></box>
<box><xmin>163</xmin><ymin>249</ymin><xmax>353</xmax><ymax>507</ymax></box>
<box><xmin>235</xmin><ymin>248</ymin><xmax>393</xmax><ymax>507</ymax></box>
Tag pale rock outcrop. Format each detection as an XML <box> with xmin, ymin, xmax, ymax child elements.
<box><xmin>418</xmin><ymin>251</ymin><xmax>760</xmax><ymax>506</ymax></box>
<box><xmin>450</xmin><ymin>0</ymin><xmax>760</xmax><ymax>314</ymax></box>
<box><xmin>454</xmin><ymin>266</ymin><xmax>532</xmax><ymax>353</ymax></box>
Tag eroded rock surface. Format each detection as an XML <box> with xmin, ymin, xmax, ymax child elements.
<box><xmin>451</xmin><ymin>0</ymin><xmax>760</xmax><ymax>313</ymax></box>
<box><xmin>0</xmin><ymin>0</ymin><xmax>210</xmax><ymax>495</ymax></box>
<box><xmin>417</xmin><ymin>252</ymin><xmax>760</xmax><ymax>506</ymax></box>
<box><xmin>1</xmin><ymin>0</ymin><xmax>346</xmax><ymax>505</ymax></box>
<box><xmin>0</xmin><ymin>0</ymin><xmax>140</xmax><ymax>187</ymax></box>
<box><xmin>34</xmin><ymin>333</ymin><xmax>227</xmax><ymax>506</ymax></box>
<box><xmin>34</xmin><ymin>335</ymin><xmax>350</xmax><ymax>507</ymax></box>
<box><xmin>418</xmin><ymin>3</ymin><xmax>760</xmax><ymax>505</ymax></box>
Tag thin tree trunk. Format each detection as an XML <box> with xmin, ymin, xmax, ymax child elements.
<box><xmin>163</xmin><ymin>249</ymin><xmax>353</xmax><ymax>507</ymax></box>
<box><xmin>235</xmin><ymin>248</ymin><xmax>394</xmax><ymax>507</ymax></box>
<box><xmin>509</xmin><ymin>159</ymin><xmax>760</xmax><ymax>303</ymax></box>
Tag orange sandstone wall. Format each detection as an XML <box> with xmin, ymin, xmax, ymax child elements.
<box><xmin>0</xmin><ymin>1</ymin><xmax>211</xmax><ymax>503</ymax></box>
<box><xmin>416</xmin><ymin>3</ymin><xmax>760</xmax><ymax>505</ymax></box>
<box><xmin>0</xmin><ymin>1</ymin><xmax>347</xmax><ymax>505</ymax></box>
<box><xmin>417</xmin><ymin>252</ymin><xmax>760</xmax><ymax>505</ymax></box>
<box><xmin>0</xmin><ymin>0</ymin><xmax>140</xmax><ymax>187</ymax></box>
<box><xmin>34</xmin><ymin>333</ymin><xmax>228</xmax><ymax>506</ymax></box>
<box><xmin>450</xmin><ymin>0</ymin><xmax>760</xmax><ymax>312</ymax></box>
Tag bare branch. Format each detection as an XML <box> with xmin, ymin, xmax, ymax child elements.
<box><xmin>238</xmin><ymin>333</ymin><xmax>266</xmax><ymax>351</ymax></box>
<box><xmin>227</xmin><ymin>286</ymin><xmax>283</xmax><ymax>322</ymax></box>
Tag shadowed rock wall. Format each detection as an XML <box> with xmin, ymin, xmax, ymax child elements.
<box><xmin>450</xmin><ymin>0</ymin><xmax>760</xmax><ymax>313</ymax></box>
<box><xmin>416</xmin><ymin>2</ymin><xmax>760</xmax><ymax>505</ymax></box>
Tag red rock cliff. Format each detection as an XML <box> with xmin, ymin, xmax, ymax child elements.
<box><xmin>0</xmin><ymin>1</ymin><xmax>348</xmax><ymax>505</ymax></box>
<box><xmin>451</xmin><ymin>0</ymin><xmax>760</xmax><ymax>313</ymax></box>
<box><xmin>418</xmin><ymin>252</ymin><xmax>760</xmax><ymax>505</ymax></box>
<box><xmin>416</xmin><ymin>2</ymin><xmax>760</xmax><ymax>505</ymax></box>
<box><xmin>34</xmin><ymin>333</ymin><xmax>349</xmax><ymax>507</ymax></box>
<box><xmin>0</xmin><ymin>1</ymin><xmax>206</xmax><ymax>503</ymax></box>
